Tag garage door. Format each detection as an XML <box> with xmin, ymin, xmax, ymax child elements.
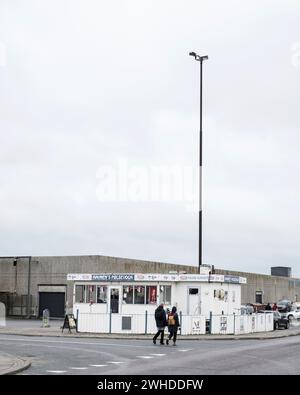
<box><xmin>39</xmin><ymin>292</ymin><xmax>65</xmax><ymax>318</ymax></box>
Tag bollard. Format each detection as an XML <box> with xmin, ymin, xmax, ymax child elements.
<box><xmin>233</xmin><ymin>312</ymin><xmax>236</xmax><ymax>335</ymax></box>
<box><xmin>109</xmin><ymin>308</ymin><xmax>112</xmax><ymax>334</ymax></box>
<box><xmin>179</xmin><ymin>311</ymin><xmax>182</xmax><ymax>335</ymax></box>
<box><xmin>145</xmin><ymin>310</ymin><xmax>148</xmax><ymax>335</ymax></box>
<box><xmin>76</xmin><ymin>309</ymin><xmax>79</xmax><ymax>332</ymax></box>
<box><xmin>209</xmin><ymin>311</ymin><xmax>212</xmax><ymax>334</ymax></box>
<box><xmin>42</xmin><ymin>308</ymin><xmax>50</xmax><ymax>328</ymax></box>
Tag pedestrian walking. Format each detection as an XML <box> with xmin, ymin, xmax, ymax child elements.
<box><xmin>265</xmin><ymin>303</ymin><xmax>272</xmax><ymax>311</ymax></box>
<box><xmin>153</xmin><ymin>303</ymin><xmax>167</xmax><ymax>345</ymax></box>
<box><xmin>272</xmin><ymin>303</ymin><xmax>278</xmax><ymax>311</ymax></box>
<box><xmin>166</xmin><ymin>306</ymin><xmax>180</xmax><ymax>346</ymax></box>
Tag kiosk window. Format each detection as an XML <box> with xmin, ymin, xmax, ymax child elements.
<box><xmin>97</xmin><ymin>286</ymin><xmax>107</xmax><ymax>303</ymax></box>
<box><xmin>160</xmin><ymin>285</ymin><xmax>171</xmax><ymax>304</ymax></box>
<box><xmin>75</xmin><ymin>285</ymin><xmax>86</xmax><ymax>303</ymax></box>
<box><xmin>123</xmin><ymin>285</ymin><xmax>133</xmax><ymax>304</ymax></box>
<box><xmin>134</xmin><ymin>285</ymin><xmax>145</xmax><ymax>304</ymax></box>
<box><xmin>146</xmin><ymin>286</ymin><xmax>157</xmax><ymax>304</ymax></box>
<box><xmin>87</xmin><ymin>285</ymin><xmax>96</xmax><ymax>303</ymax></box>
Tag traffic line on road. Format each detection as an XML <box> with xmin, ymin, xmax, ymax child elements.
<box><xmin>106</xmin><ymin>361</ymin><xmax>124</xmax><ymax>364</ymax></box>
<box><xmin>150</xmin><ymin>353</ymin><xmax>166</xmax><ymax>356</ymax></box>
<box><xmin>47</xmin><ymin>370</ymin><xmax>67</xmax><ymax>374</ymax></box>
<box><xmin>89</xmin><ymin>364</ymin><xmax>108</xmax><ymax>367</ymax></box>
<box><xmin>178</xmin><ymin>349</ymin><xmax>191</xmax><ymax>352</ymax></box>
<box><xmin>69</xmin><ymin>367</ymin><xmax>89</xmax><ymax>370</ymax></box>
<box><xmin>136</xmin><ymin>356</ymin><xmax>154</xmax><ymax>359</ymax></box>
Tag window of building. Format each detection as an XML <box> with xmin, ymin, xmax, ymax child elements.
<box><xmin>146</xmin><ymin>286</ymin><xmax>157</xmax><ymax>304</ymax></box>
<box><xmin>160</xmin><ymin>285</ymin><xmax>171</xmax><ymax>304</ymax></box>
<box><xmin>97</xmin><ymin>286</ymin><xmax>107</xmax><ymax>303</ymax></box>
<box><xmin>224</xmin><ymin>291</ymin><xmax>228</xmax><ymax>302</ymax></box>
<box><xmin>87</xmin><ymin>285</ymin><xmax>96</xmax><ymax>303</ymax></box>
<box><xmin>75</xmin><ymin>285</ymin><xmax>86</xmax><ymax>303</ymax></box>
<box><xmin>123</xmin><ymin>285</ymin><xmax>134</xmax><ymax>304</ymax></box>
<box><xmin>134</xmin><ymin>285</ymin><xmax>145</xmax><ymax>304</ymax></box>
<box><xmin>214</xmin><ymin>289</ymin><xmax>225</xmax><ymax>300</ymax></box>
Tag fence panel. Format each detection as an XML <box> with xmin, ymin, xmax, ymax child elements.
<box><xmin>75</xmin><ymin>311</ymin><xmax>274</xmax><ymax>335</ymax></box>
<box><xmin>211</xmin><ymin>315</ymin><xmax>235</xmax><ymax>334</ymax></box>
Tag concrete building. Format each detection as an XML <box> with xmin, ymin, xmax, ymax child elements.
<box><xmin>0</xmin><ymin>255</ymin><xmax>300</xmax><ymax>318</ymax></box>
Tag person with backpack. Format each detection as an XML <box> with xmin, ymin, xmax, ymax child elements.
<box><xmin>166</xmin><ymin>306</ymin><xmax>180</xmax><ymax>346</ymax></box>
<box><xmin>153</xmin><ymin>303</ymin><xmax>167</xmax><ymax>345</ymax></box>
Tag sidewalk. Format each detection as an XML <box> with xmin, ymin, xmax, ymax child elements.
<box><xmin>0</xmin><ymin>352</ymin><xmax>31</xmax><ymax>375</ymax></box>
<box><xmin>1</xmin><ymin>318</ymin><xmax>300</xmax><ymax>340</ymax></box>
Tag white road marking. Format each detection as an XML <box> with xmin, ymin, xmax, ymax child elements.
<box><xmin>89</xmin><ymin>364</ymin><xmax>108</xmax><ymax>367</ymax></box>
<box><xmin>106</xmin><ymin>361</ymin><xmax>124</xmax><ymax>364</ymax></box>
<box><xmin>69</xmin><ymin>367</ymin><xmax>88</xmax><ymax>370</ymax></box>
<box><xmin>150</xmin><ymin>353</ymin><xmax>166</xmax><ymax>356</ymax></box>
<box><xmin>47</xmin><ymin>370</ymin><xmax>67</xmax><ymax>374</ymax></box>
<box><xmin>178</xmin><ymin>349</ymin><xmax>191</xmax><ymax>352</ymax></box>
<box><xmin>136</xmin><ymin>356</ymin><xmax>154</xmax><ymax>359</ymax></box>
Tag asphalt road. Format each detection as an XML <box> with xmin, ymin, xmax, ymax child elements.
<box><xmin>0</xmin><ymin>334</ymin><xmax>299</xmax><ymax>375</ymax></box>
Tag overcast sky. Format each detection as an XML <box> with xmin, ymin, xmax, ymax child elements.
<box><xmin>1</xmin><ymin>1</ymin><xmax>300</xmax><ymax>276</ymax></box>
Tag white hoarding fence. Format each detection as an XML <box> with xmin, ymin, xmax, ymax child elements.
<box><xmin>212</xmin><ymin>313</ymin><xmax>274</xmax><ymax>335</ymax></box>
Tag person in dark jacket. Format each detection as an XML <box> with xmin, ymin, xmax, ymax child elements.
<box><xmin>166</xmin><ymin>306</ymin><xmax>180</xmax><ymax>346</ymax></box>
<box><xmin>265</xmin><ymin>303</ymin><xmax>272</xmax><ymax>311</ymax></box>
<box><xmin>153</xmin><ymin>303</ymin><xmax>167</xmax><ymax>345</ymax></box>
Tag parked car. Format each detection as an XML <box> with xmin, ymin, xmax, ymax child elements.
<box><xmin>285</xmin><ymin>308</ymin><xmax>300</xmax><ymax>321</ymax></box>
<box><xmin>259</xmin><ymin>310</ymin><xmax>290</xmax><ymax>330</ymax></box>
<box><xmin>277</xmin><ymin>300</ymin><xmax>292</xmax><ymax>313</ymax></box>
<box><xmin>240</xmin><ymin>304</ymin><xmax>254</xmax><ymax>315</ymax></box>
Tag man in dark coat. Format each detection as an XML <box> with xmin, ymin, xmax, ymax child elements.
<box><xmin>153</xmin><ymin>303</ymin><xmax>167</xmax><ymax>345</ymax></box>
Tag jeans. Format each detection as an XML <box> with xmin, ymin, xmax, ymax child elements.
<box><xmin>168</xmin><ymin>328</ymin><xmax>177</xmax><ymax>343</ymax></box>
<box><xmin>153</xmin><ymin>328</ymin><xmax>165</xmax><ymax>344</ymax></box>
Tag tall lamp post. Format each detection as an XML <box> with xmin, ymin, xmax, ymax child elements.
<box><xmin>189</xmin><ymin>52</ymin><xmax>208</xmax><ymax>272</ymax></box>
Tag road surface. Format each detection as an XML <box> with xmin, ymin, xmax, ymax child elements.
<box><xmin>0</xmin><ymin>334</ymin><xmax>299</xmax><ymax>375</ymax></box>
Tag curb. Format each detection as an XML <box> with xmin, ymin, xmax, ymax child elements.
<box><xmin>1</xmin><ymin>329</ymin><xmax>300</xmax><ymax>341</ymax></box>
<box><xmin>0</xmin><ymin>356</ymin><xmax>31</xmax><ymax>376</ymax></box>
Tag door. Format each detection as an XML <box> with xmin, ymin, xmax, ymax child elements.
<box><xmin>38</xmin><ymin>292</ymin><xmax>65</xmax><ymax>318</ymax></box>
<box><xmin>255</xmin><ymin>291</ymin><xmax>263</xmax><ymax>304</ymax></box>
<box><xmin>110</xmin><ymin>288</ymin><xmax>119</xmax><ymax>313</ymax></box>
<box><xmin>188</xmin><ymin>287</ymin><xmax>201</xmax><ymax>315</ymax></box>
